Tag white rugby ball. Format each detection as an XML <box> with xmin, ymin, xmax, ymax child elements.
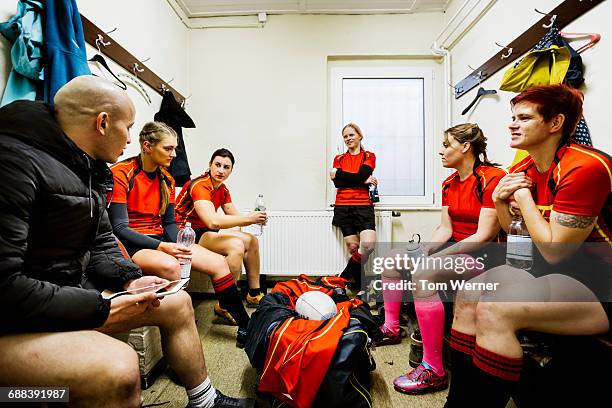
<box><xmin>295</xmin><ymin>291</ymin><xmax>337</xmax><ymax>321</ymax></box>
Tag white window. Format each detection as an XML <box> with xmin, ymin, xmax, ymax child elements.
<box><xmin>328</xmin><ymin>63</ymin><xmax>436</xmax><ymax>207</ymax></box>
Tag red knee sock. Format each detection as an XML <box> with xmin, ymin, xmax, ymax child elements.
<box><xmin>382</xmin><ymin>275</ymin><xmax>403</xmax><ymax>334</ymax></box>
<box><xmin>212</xmin><ymin>273</ymin><xmax>250</xmax><ymax>329</ymax></box>
<box><xmin>415</xmin><ymin>293</ymin><xmax>445</xmax><ymax>376</ymax></box>
<box><xmin>473</xmin><ymin>343</ymin><xmax>523</xmax><ymax>382</ymax></box>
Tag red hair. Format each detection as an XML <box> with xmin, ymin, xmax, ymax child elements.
<box><xmin>510</xmin><ymin>84</ymin><xmax>583</xmax><ymax>144</ymax></box>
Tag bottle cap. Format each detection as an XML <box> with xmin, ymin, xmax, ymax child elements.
<box><xmin>185</xmin><ymin>222</ymin><xmax>191</xmax><ymax>227</ymax></box>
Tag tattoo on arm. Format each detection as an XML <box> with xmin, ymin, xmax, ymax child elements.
<box><xmin>554</xmin><ymin>212</ymin><xmax>597</xmax><ymax>229</ymax></box>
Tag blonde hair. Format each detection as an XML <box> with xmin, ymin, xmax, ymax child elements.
<box><xmin>138</xmin><ymin>121</ymin><xmax>177</xmax><ymax>215</ymax></box>
<box><xmin>444</xmin><ymin>123</ymin><xmax>500</xmax><ymax>202</ymax></box>
<box><xmin>342</xmin><ymin>122</ymin><xmax>364</xmax><ymax>139</ymax></box>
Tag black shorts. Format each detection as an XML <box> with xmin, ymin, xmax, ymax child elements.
<box><xmin>123</xmin><ymin>234</ymin><xmax>164</xmax><ymax>257</ymax></box>
<box><xmin>332</xmin><ymin>205</ymin><xmax>376</xmax><ymax>237</ymax></box>
<box><xmin>194</xmin><ymin>227</ymin><xmax>219</xmax><ymax>243</ymax></box>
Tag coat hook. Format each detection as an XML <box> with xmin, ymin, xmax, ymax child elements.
<box><xmin>132</xmin><ymin>63</ymin><xmax>145</xmax><ymax>75</ymax></box>
<box><xmin>160</xmin><ymin>83</ymin><xmax>167</xmax><ymax>93</ymax></box>
<box><xmin>534</xmin><ymin>9</ymin><xmax>557</xmax><ymax>28</ymax></box>
<box><xmin>95</xmin><ymin>34</ymin><xmax>111</xmax><ymax>54</ymax></box>
<box><xmin>495</xmin><ymin>42</ymin><xmax>513</xmax><ymax>59</ymax></box>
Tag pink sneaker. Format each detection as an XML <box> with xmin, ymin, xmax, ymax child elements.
<box><xmin>393</xmin><ymin>363</ymin><xmax>448</xmax><ymax>394</ymax></box>
<box><xmin>373</xmin><ymin>325</ymin><xmax>402</xmax><ymax>347</ymax></box>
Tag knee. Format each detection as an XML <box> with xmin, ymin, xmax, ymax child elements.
<box><xmin>102</xmin><ymin>346</ymin><xmax>140</xmax><ymax>407</ymax></box>
<box><xmin>475</xmin><ymin>302</ymin><xmax>512</xmax><ymax>334</ymax></box>
<box><xmin>360</xmin><ymin>241</ymin><xmax>375</xmax><ymax>257</ymax></box>
<box><xmin>346</xmin><ymin>243</ymin><xmax>360</xmax><ymax>254</ymax></box>
<box><xmin>165</xmin><ymin>290</ymin><xmax>196</xmax><ymax>323</ymax></box>
<box><xmin>158</xmin><ymin>257</ymin><xmax>181</xmax><ymax>280</ymax></box>
<box><xmin>247</xmin><ymin>235</ymin><xmax>259</xmax><ymax>251</ymax></box>
<box><xmin>228</xmin><ymin>238</ymin><xmax>246</xmax><ymax>257</ymax></box>
<box><xmin>453</xmin><ymin>295</ymin><xmax>477</xmax><ymax>321</ymax></box>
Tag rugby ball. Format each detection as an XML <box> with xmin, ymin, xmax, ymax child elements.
<box><xmin>295</xmin><ymin>291</ymin><xmax>337</xmax><ymax>321</ymax></box>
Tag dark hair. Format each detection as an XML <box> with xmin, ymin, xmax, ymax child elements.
<box><xmin>510</xmin><ymin>84</ymin><xmax>583</xmax><ymax>146</ymax></box>
<box><xmin>209</xmin><ymin>148</ymin><xmax>235</xmax><ymax>167</ymax></box>
<box><xmin>445</xmin><ymin>123</ymin><xmax>500</xmax><ymax>202</ymax></box>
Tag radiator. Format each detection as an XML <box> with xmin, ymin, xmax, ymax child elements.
<box><xmin>246</xmin><ymin>210</ymin><xmax>392</xmax><ymax>276</ymax></box>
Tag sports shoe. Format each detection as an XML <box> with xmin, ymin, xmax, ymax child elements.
<box><xmin>245</xmin><ymin>292</ymin><xmax>264</xmax><ymax>308</ymax></box>
<box><xmin>409</xmin><ymin>330</ymin><xmax>423</xmax><ymax>368</ymax></box>
<box><xmin>214</xmin><ymin>303</ymin><xmax>237</xmax><ymax>326</ymax></box>
<box><xmin>236</xmin><ymin>328</ymin><xmax>247</xmax><ymax>349</ymax></box>
<box><xmin>393</xmin><ymin>363</ymin><xmax>448</xmax><ymax>395</ymax></box>
<box><xmin>186</xmin><ymin>390</ymin><xmax>256</xmax><ymax>408</ymax></box>
<box><xmin>373</xmin><ymin>325</ymin><xmax>402</xmax><ymax>347</ymax></box>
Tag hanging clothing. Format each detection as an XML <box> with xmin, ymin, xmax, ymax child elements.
<box><xmin>43</xmin><ymin>0</ymin><xmax>91</xmax><ymax>104</ymax></box>
<box><xmin>154</xmin><ymin>91</ymin><xmax>196</xmax><ymax>187</ymax></box>
<box><xmin>504</xmin><ymin>23</ymin><xmax>592</xmax><ymax>166</ymax></box>
<box><xmin>499</xmin><ymin>45</ymin><xmax>570</xmax><ymax>92</ymax></box>
<box><xmin>0</xmin><ymin>0</ymin><xmax>44</xmax><ymax>106</ymax></box>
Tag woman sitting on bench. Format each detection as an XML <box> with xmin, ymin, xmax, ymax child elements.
<box><xmin>380</xmin><ymin>123</ymin><xmax>506</xmax><ymax>395</ymax></box>
<box><xmin>445</xmin><ymin>84</ymin><xmax>611</xmax><ymax>407</ymax></box>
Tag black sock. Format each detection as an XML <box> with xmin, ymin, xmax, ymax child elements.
<box><xmin>212</xmin><ymin>274</ymin><xmax>250</xmax><ymax>329</ymax></box>
<box><xmin>340</xmin><ymin>252</ymin><xmax>363</xmax><ymax>289</ymax></box>
<box><xmin>445</xmin><ymin>329</ymin><xmax>478</xmax><ymax>408</ymax></box>
<box><xmin>248</xmin><ymin>288</ymin><xmax>262</xmax><ymax>297</ymax></box>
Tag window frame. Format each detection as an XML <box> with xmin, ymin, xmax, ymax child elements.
<box><xmin>328</xmin><ymin>64</ymin><xmax>437</xmax><ymax>208</ymax></box>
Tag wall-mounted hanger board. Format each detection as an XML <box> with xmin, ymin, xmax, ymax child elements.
<box><xmin>80</xmin><ymin>15</ymin><xmax>185</xmax><ymax>102</ymax></box>
<box><xmin>453</xmin><ymin>0</ymin><xmax>605</xmax><ymax>99</ymax></box>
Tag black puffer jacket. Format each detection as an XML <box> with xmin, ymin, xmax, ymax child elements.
<box><xmin>0</xmin><ymin>100</ymin><xmax>142</xmax><ymax>334</ymax></box>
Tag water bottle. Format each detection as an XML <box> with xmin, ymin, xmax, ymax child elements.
<box><xmin>506</xmin><ymin>215</ymin><xmax>533</xmax><ymax>271</ymax></box>
<box><xmin>177</xmin><ymin>222</ymin><xmax>196</xmax><ymax>278</ymax></box>
<box><xmin>368</xmin><ymin>183</ymin><xmax>380</xmax><ymax>203</ymax></box>
<box><xmin>252</xmin><ymin>194</ymin><xmax>266</xmax><ymax>237</ymax></box>
<box><xmin>405</xmin><ymin>233</ymin><xmax>424</xmax><ymax>272</ymax></box>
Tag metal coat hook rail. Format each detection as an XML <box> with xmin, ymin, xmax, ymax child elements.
<box><xmin>453</xmin><ymin>0</ymin><xmax>604</xmax><ymax>99</ymax></box>
<box><xmin>80</xmin><ymin>15</ymin><xmax>185</xmax><ymax>102</ymax></box>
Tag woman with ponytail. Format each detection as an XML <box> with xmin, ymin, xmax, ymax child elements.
<box><xmin>108</xmin><ymin>123</ymin><xmax>252</xmax><ymax>346</ymax></box>
<box><xmin>380</xmin><ymin>123</ymin><xmax>506</xmax><ymax>395</ymax></box>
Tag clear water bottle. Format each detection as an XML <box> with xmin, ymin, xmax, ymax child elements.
<box><xmin>368</xmin><ymin>183</ymin><xmax>380</xmax><ymax>203</ymax></box>
<box><xmin>252</xmin><ymin>194</ymin><xmax>266</xmax><ymax>237</ymax></box>
<box><xmin>506</xmin><ymin>215</ymin><xmax>533</xmax><ymax>271</ymax></box>
<box><xmin>177</xmin><ymin>222</ymin><xmax>196</xmax><ymax>278</ymax></box>
<box><xmin>406</xmin><ymin>233</ymin><xmax>424</xmax><ymax>272</ymax></box>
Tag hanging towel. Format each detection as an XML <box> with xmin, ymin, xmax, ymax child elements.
<box><xmin>154</xmin><ymin>91</ymin><xmax>196</xmax><ymax>187</ymax></box>
<box><xmin>0</xmin><ymin>0</ymin><xmax>45</xmax><ymax>106</ymax></box>
<box><xmin>43</xmin><ymin>0</ymin><xmax>90</xmax><ymax>104</ymax></box>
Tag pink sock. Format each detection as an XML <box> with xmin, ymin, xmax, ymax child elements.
<box><xmin>382</xmin><ymin>276</ymin><xmax>403</xmax><ymax>334</ymax></box>
<box><xmin>415</xmin><ymin>293</ymin><xmax>446</xmax><ymax>376</ymax></box>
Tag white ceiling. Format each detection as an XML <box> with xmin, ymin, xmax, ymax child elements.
<box><xmin>174</xmin><ymin>0</ymin><xmax>451</xmax><ymax>17</ymax></box>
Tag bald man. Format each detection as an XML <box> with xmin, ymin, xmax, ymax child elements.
<box><xmin>0</xmin><ymin>76</ymin><xmax>254</xmax><ymax>408</ymax></box>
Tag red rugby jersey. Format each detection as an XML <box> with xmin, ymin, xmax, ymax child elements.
<box><xmin>509</xmin><ymin>143</ymin><xmax>611</xmax><ymax>251</ymax></box>
<box><xmin>110</xmin><ymin>157</ymin><xmax>175</xmax><ymax>235</ymax></box>
<box><xmin>175</xmin><ymin>174</ymin><xmax>232</xmax><ymax>229</ymax></box>
<box><xmin>333</xmin><ymin>150</ymin><xmax>376</xmax><ymax>206</ymax></box>
<box><xmin>442</xmin><ymin>164</ymin><xmax>506</xmax><ymax>241</ymax></box>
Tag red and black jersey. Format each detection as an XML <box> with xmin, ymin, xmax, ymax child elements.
<box><xmin>510</xmin><ymin>143</ymin><xmax>612</xmax><ymax>253</ymax></box>
<box><xmin>333</xmin><ymin>150</ymin><xmax>376</xmax><ymax>206</ymax></box>
<box><xmin>442</xmin><ymin>164</ymin><xmax>506</xmax><ymax>241</ymax></box>
<box><xmin>110</xmin><ymin>157</ymin><xmax>175</xmax><ymax>235</ymax></box>
<box><xmin>175</xmin><ymin>173</ymin><xmax>232</xmax><ymax>229</ymax></box>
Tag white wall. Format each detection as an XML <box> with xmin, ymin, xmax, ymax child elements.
<box><xmin>447</xmin><ymin>0</ymin><xmax>612</xmax><ymax>167</ymax></box>
<box><xmin>0</xmin><ymin>0</ymin><xmax>189</xmax><ymax>159</ymax></box>
<box><xmin>186</xmin><ymin>13</ymin><xmax>445</xmax><ymax>219</ymax></box>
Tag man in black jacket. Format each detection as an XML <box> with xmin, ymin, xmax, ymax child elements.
<box><xmin>0</xmin><ymin>76</ymin><xmax>254</xmax><ymax>408</ymax></box>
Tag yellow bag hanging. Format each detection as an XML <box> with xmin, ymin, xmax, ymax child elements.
<box><xmin>500</xmin><ymin>45</ymin><xmax>571</xmax><ymax>92</ymax></box>
<box><xmin>501</xmin><ymin>45</ymin><xmax>571</xmax><ymax>165</ymax></box>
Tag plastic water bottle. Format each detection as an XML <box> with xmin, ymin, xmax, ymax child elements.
<box><xmin>506</xmin><ymin>215</ymin><xmax>533</xmax><ymax>271</ymax></box>
<box><xmin>252</xmin><ymin>194</ymin><xmax>266</xmax><ymax>237</ymax></box>
<box><xmin>405</xmin><ymin>233</ymin><xmax>424</xmax><ymax>272</ymax></box>
<box><xmin>368</xmin><ymin>183</ymin><xmax>380</xmax><ymax>203</ymax></box>
<box><xmin>177</xmin><ymin>222</ymin><xmax>196</xmax><ymax>278</ymax></box>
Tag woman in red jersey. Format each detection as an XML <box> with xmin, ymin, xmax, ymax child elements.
<box><xmin>108</xmin><ymin>123</ymin><xmax>251</xmax><ymax>345</ymax></box>
<box><xmin>381</xmin><ymin>124</ymin><xmax>506</xmax><ymax>396</ymax></box>
<box><xmin>175</xmin><ymin>148</ymin><xmax>267</xmax><ymax>309</ymax></box>
<box><xmin>330</xmin><ymin>123</ymin><xmax>377</xmax><ymax>289</ymax></box>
